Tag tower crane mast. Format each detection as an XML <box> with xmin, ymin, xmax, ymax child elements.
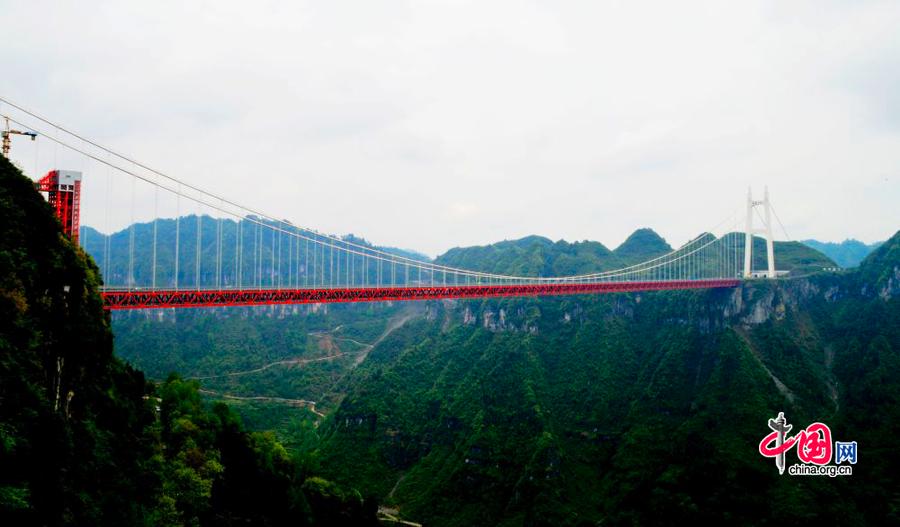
<box><xmin>1</xmin><ymin>116</ymin><xmax>37</xmax><ymax>157</ymax></box>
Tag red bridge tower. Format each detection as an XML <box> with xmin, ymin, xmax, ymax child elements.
<box><xmin>35</xmin><ymin>170</ymin><xmax>82</xmax><ymax>245</ymax></box>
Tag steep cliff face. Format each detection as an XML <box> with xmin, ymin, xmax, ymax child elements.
<box><xmin>317</xmin><ymin>234</ymin><xmax>899</xmax><ymax>526</ymax></box>
<box><xmin>428</xmin><ymin>270</ymin><xmax>848</xmax><ymax>336</ymax></box>
<box><xmin>0</xmin><ymin>155</ymin><xmax>155</xmax><ymax>524</ymax></box>
<box><xmin>856</xmin><ymin>231</ymin><xmax>900</xmax><ymax>300</ymax></box>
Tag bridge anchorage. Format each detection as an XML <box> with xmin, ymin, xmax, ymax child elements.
<box><xmin>2</xmin><ymin>98</ymin><xmax>794</xmax><ymax>310</ymax></box>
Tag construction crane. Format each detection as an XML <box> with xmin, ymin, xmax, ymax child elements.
<box><xmin>2</xmin><ymin>116</ymin><xmax>37</xmax><ymax>157</ymax></box>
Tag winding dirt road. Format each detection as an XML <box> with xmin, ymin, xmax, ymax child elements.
<box><xmin>198</xmin><ymin>388</ymin><xmax>326</xmax><ymax>417</ymax></box>
<box><xmin>196</xmin><ymin>310</ymin><xmax>419</xmax><ymax>418</ymax></box>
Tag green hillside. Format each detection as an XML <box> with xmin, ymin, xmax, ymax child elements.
<box><xmin>68</xmin><ymin>167</ymin><xmax>892</xmax><ymax>525</ymax></box>
<box><xmin>109</xmin><ymin>221</ymin><xmax>893</xmax><ymax>525</ymax></box>
<box><xmin>437</xmin><ymin>230</ymin><xmax>834</xmax><ymax>278</ymax></box>
<box><xmin>802</xmin><ymin>239</ymin><xmax>883</xmax><ymax>268</ymax></box>
<box><xmin>81</xmin><ymin>219</ymin><xmax>430</xmax><ymax>290</ymax></box>
<box><xmin>312</xmin><ymin>234</ymin><xmax>898</xmax><ymax>526</ymax></box>
<box><xmin>855</xmin><ymin>230</ymin><xmax>900</xmax><ymax>296</ymax></box>
<box><xmin>0</xmin><ymin>156</ymin><xmax>377</xmax><ymax>525</ymax></box>
<box><xmin>435</xmin><ymin>230</ymin><xmax>673</xmax><ymax>277</ymax></box>
<box><xmin>436</xmin><ymin>235</ymin><xmax>624</xmax><ymax>277</ymax></box>
<box><xmin>614</xmin><ymin>227</ymin><xmax>673</xmax><ymax>261</ymax></box>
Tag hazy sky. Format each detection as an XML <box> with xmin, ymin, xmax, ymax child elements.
<box><xmin>2</xmin><ymin>0</ymin><xmax>898</xmax><ymax>255</ymax></box>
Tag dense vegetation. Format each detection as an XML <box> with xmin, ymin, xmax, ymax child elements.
<box><xmin>312</xmin><ymin>235</ymin><xmax>898</xmax><ymax>525</ymax></box>
<box><xmin>84</xmin><ymin>215</ymin><xmax>835</xmax><ymax>291</ymax></box>
<box><xmin>437</xmin><ymin>230</ymin><xmax>834</xmax><ymax>276</ymax></box>
<box><xmin>107</xmin><ymin>227</ymin><xmax>835</xmax><ymax>462</ymax></box>
<box><xmin>11</xmin><ymin>144</ymin><xmax>893</xmax><ymax>525</ymax></box>
<box><xmin>111</xmin><ymin>302</ymin><xmax>413</xmax><ymax>450</ymax></box>
<box><xmin>802</xmin><ymin>238</ymin><xmax>883</xmax><ymax>268</ymax></box>
<box><xmin>0</xmin><ymin>156</ymin><xmax>376</xmax><ymax>525</ymax></box>
<box><xmin>101</xmin><ymin>209</ymin><xmax>897</xmax><ymax>525</ymax></box>
<box><xmin>81</xmin><ymin>219</ymin><xmax>428</xmax><ymax>290</ymax></box>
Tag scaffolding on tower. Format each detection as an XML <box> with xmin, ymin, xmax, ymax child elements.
<box><xmin>35</xmin><ymin>170</ymin><xmax>83</xmax><ymax>245</ymax></box>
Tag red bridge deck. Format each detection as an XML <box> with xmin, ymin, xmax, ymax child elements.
<box><xmin>101</xmin><ymin>279</ymin><xmax>741</xmax><ymax>310</ymax></box>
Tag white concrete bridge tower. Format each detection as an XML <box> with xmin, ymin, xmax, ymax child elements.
<box><xmin>743</xmin><ymin>186</ymin><xmax>776</xmax><ymax>278</ymax></box>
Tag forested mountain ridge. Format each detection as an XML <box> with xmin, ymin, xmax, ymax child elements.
<box><xmin>0</xmin><ymin>156</ymin><xmax>378</xmax><ymax>525</ymax></box>
<box><xmin>313</xmin><ymin>232</ymin><xmax>899</xmax><ymax>526</ymax></box>
<box><xmin>80</xmin><ymin>219</ymin><xmax>429</xmax><ymax>290</ymax></box>
<box><xmin>436</xmin><ymin>230</ymin><xmax>835</xmax><ymax>277</ymax></box>
<box><xmin>106</xmin><ymin>225</ymin><xmax>836</xmax><ymax>466</ymax></box>
<box><xmin>802</xmin><ymin>238</ymin><xmax>883</xmax><ymax>268</ymax></box>
<box><xmin>58</xmin><ymin>158</ymin><xmax>888</xmax><ymax>526</ymax></box>
<box><xmin>85</xmin><ymin>217</ymin><xmax>834</xmax><ymax>290</ymax></box>
<box><xmin>613</xmin><ymin>227</ymin><xmax>672</xmax><ymax>261</ymax></box>
<box><xmin>852</xmin><ymin>234</ymin><xmax>900</xmax><ymax>297</ymax></box>
<box><xmin>99</xmin><ymin>216</ymin><xmax>858</xmax><ymax>525</ymax></box>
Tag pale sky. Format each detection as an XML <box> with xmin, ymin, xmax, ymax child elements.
<box><xmin>2</xmin><ymin>0</ymin><xmax>898</xmax><ymax>256</ymax></box>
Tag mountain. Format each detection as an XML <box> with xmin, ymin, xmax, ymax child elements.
<box><xmin>435</xmin><ymin>230</ymin><xmax>672</xmax><ymax>278</ymax></box>
<box><xmin>72</xmin><ymin>188</ymin><xmax>888</xmax><ymax>525</ymax></box>
<box><xmin>82</xmin><ymin>218</ymin><xmax>836</xmax><ymax>290</ymax></box>
<box><xmin>339</xmin><ymin>233</ymin><xmax>431</xmax><ymax>263</ymax></box>
<box><xmin>434</xmin><ymin>234</ymin><xmax>622</xmax><ymax>277</ymax></box>
<box><xmin>855</xmin><ymin>231</ymin><xmax>900</xmax><ymax>298</ymax></box>
<box><xmin>0</xmin><ymin>154</ymin><xmax>149</xmax><ymax>524</ymax></box>
<box><xmin>751</xmin><ymin>237</ymin><xmax>836</xmax><ymax>274</ymax></box>
<box><xmin>311</xmin><ymin>233</ymin><xmax>899</xmax><ymax>525</ymax></box>
<box><xmin>110</xmin><ymin>301</ymin><xmax>413</xmax><ymax>436</ymax></box>
<box><xmin>0</xmin><ymin>155</ymin><xmax>377</xmax><ymax>525</ymax></box>
<box><xmin>802</xmin><ymin>239</ymin><xmax>884</xmax><ymax>268</ymax></box>
<box><xmin>436</xmin><ymin>230</ymin><xmax>835</xmax><ymax>278</ymax></box>
<box><xmin>613</xmin><ymin>227</ymin><xmax>672</xmax><ymax>261</ymax></box>
<box><xmin>80</xmin><ymin>219</ymin><xmax>430</xmax><ymax>290</ymax></box>
<box><xmin>100</xmin><ymin>224</ymin><xmax>836</xmax><ymax>443</ymax></box>
<box><xmin>105</xmin><ymin>219</ymin><xmax>897</xmax><ymax>525</ymax></box>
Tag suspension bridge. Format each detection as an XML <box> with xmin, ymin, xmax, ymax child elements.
<box><xmin>2</xmin><ymin>97</ymin><xmax>785</xmax><ymax>310</ymax></box>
